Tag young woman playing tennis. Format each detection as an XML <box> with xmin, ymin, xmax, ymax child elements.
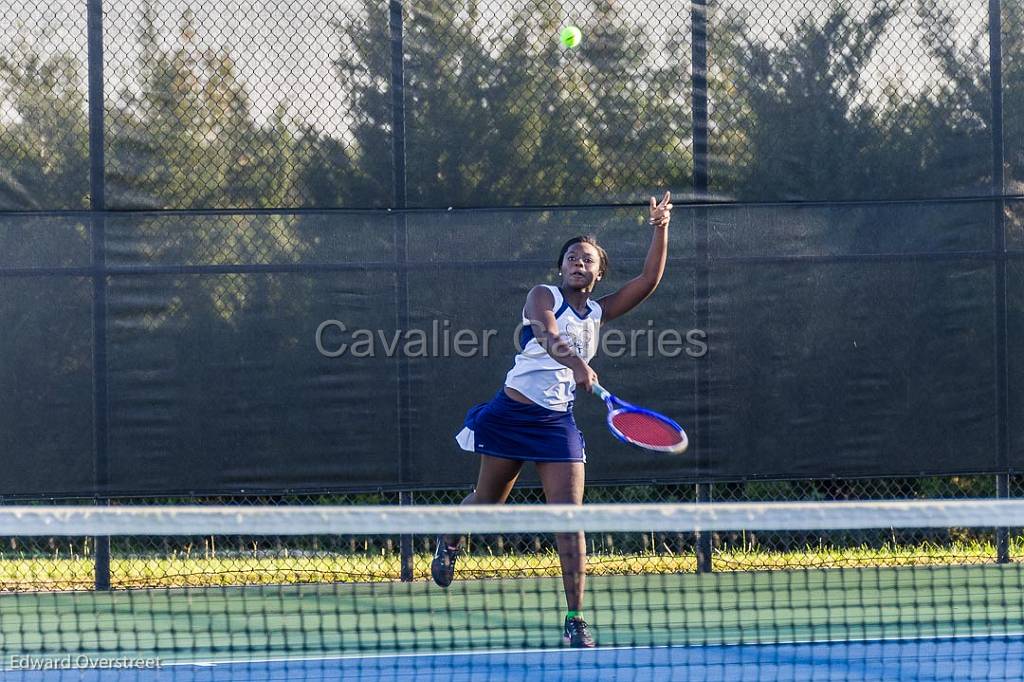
<box><xmin>434</xmin><ymin>192</ymin><xmax>673</xmax><ymax>648</ymax></box>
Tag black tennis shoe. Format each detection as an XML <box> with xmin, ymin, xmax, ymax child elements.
<box><xmin>563</xmin><ymin>616</ymin><xmax>596</xmax><ymax>648</ymax></box>
<box><xmin>430</xmin><ymin>536</ymin><xmax>459</xmax><ymax>588</ymax></box>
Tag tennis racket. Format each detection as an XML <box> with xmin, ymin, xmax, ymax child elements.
<box><xmin>592</xmin><ymin>383</ymin><xmax>688</xmax><ymax>454</ymax></box>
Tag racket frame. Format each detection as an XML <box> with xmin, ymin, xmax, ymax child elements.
<box><xmin>592</xmin><ymin>383</ymin><xmax>688</xmax><ymax>454</ymax></box>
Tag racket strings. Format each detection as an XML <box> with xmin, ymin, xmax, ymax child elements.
<box><xmin>610</xmin><ymin>411</ymin><xmax>684</xmax><ymax>448</ymax></box>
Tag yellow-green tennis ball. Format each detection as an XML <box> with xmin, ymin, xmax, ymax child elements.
<box><xmin>560</xmin><ymin>25</ymin><xmax>582</xmax><ymax>48</ymax></box>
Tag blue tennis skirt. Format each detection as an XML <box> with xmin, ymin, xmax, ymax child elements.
<box><xmin>455</xmin><ymin>389</ymin><xmax>586</xmax><ymax>463</ymax></box>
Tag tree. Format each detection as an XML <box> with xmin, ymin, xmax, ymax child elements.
<box><xmin>0</xmin><ymin>36</ymin><xmax>89</xmax><ymax>210</ymax></box>
<box><xmin>324</xmin><ymin>0</ymin><xmax>692</xmax><ymax>208</ymax></box>
<box><xmin>728</xmin><ymin>1</ymin><xmax>902</xmax><ymax>200</ymax></box>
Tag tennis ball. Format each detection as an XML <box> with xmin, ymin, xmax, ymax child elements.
<box><xmin>560</xmin><ymin>25</ymin><xmax>582</xmax><ymax>48</ymax></box>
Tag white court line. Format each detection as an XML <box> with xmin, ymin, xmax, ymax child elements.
<box><xmin>3</xmin><ymin>630</ymin><xmax>1018</xmax><ymax>671</ymax></box>
<box><xmin>161</xmin><ymin>630</ymin><xmax>1024</xmax><ymax>669</ymax></box>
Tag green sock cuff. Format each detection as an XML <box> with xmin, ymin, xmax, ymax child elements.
<box><xmin>565</xmin><ymin>610</ymin><xmax>579</xmax><ymax>620</ymax></box>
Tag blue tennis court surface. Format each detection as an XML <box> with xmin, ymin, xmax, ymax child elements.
<box><xmin>11</xmin><ymin>635</ymin><xmax>1023</xmax><ymax>681</ymax></box>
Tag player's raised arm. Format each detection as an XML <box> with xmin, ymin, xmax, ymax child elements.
<box><xmin>596</xmin><ymin>191</ymin><xmax>672</xmax><ymax>323</ymax></box>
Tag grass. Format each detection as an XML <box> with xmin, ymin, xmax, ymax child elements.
<box><xmin>0</xmin><ymin>536</ymin><xmax>1020</xmax><ymax>591</ymax></box>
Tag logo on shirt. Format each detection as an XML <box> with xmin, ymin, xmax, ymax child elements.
<box><xmin>564</xmin><ymin>322</ymin><xmax>593</xmax><ymax>357</ymax></box>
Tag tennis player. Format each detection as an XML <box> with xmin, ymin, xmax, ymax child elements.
<box><xmin>432</xmin><ymin>192</ymin><xmax>673</xmax><ymax>649</ymax></box>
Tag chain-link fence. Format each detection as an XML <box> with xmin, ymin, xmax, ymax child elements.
<box><xmin>2</xmin><ymin>0</ymin><xmax>1019</xmax><ymax>210</ymax></box>
<box><xmin>3</xmin><ymin>0</ymin><xmax>1024</xmax><ymax>594</ymax></box>
<box><xmin>3</xmin><ymin>1</ymin><xmax>1019</xmax><ymax>496</ymax></box>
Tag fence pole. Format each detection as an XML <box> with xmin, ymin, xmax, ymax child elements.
<box><xmin>87</xmin><ymin>0</ymin><xmax>111</xmax><ymax>592</ymax></box>
<box><xmin>997</xmin><ymin>474</ymin><xmax>1010</xmax><ymax>563</ymax></box>
<box><xmin>691</xmin><ymin>0</ymin><xmax>713</xmax><ymax>575</ymax></box>
<box><xmin>389</xmin><ymin>0</ymin><xmax>415</xmax><ymax>582</ymax></box>
<box><xmin>695</xmin><ymin>483</ymin><xmax>713</xmax><ymax>573</ymax></box>
<box><xmin>988</xmin><ymin>0</ymin><xmax>1009</xmax><ymax>563</ymax></box>
<box><xmin>691</xmin><ymin>0</ymin><xmax>709</xmax><ymax>194</ymax></box>
<box><xmin>400</xmin><ymin>490</ymin><xmax>415</xmax><ymax>579</ymax></box>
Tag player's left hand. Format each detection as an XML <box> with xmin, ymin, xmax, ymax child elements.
<box><xmin>649</xmin><ymin>191</ymin><xmax>672</xmax><ymax>229</ymax></box>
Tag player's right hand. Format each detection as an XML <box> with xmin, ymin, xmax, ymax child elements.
<box><xmin>574</xmin><ymin>363</ymin><xmax>599</xmax><ymax>393</ymax></box>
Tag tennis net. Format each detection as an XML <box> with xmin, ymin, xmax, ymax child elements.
<box><xmin>1</xmin><ymin>500</ymin><xmax>1023</xmax><ymax>680</ymax></box>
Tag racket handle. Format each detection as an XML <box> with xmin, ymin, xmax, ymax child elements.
<box><xmin>592</xmin><ymin>383</ymin><xmax>611</xmax><ymax>401</ymax></box>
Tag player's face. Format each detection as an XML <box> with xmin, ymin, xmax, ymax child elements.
<box><xmin>561</xmin><ymin>243</ymin><xmax>602</xmax><ymax>291</ymax></box>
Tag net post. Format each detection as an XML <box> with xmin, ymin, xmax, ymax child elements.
<box><xmin>997</xmin><ymin>473</ymin><xmax>1010</xmax><ymax>564</ymax></box>
<box><xmin>695</xmin><ymin>483</ymin><xmax>713</xmax><ymax>573</ymax></box>
<box><xmin>400</xmin><ymin>490</ymin><xmax>414</xmax><ymax>581</ymax></box>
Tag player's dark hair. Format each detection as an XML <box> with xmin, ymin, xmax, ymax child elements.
<box><xmin>557</xmin><ymin>235</ymin><xmax>609</xmax><ymax>278</ymax></box>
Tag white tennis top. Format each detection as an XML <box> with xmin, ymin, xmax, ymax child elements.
<box><xmin>504</xmin><ymin>285</ymin><xmax>602</xmax><ymax>412</ymax></box>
